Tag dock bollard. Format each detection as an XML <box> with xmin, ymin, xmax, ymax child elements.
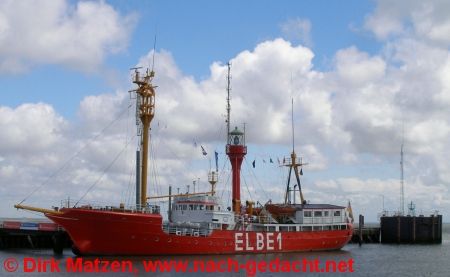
<box><xmin>359</xmin><ymin>214</ymin><xmax>364</xmax><ymax>246</ymax></box>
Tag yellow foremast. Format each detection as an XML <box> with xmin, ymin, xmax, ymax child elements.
<box><xmin>132</xmin><ymin>68</ymin><xmax>156</xmax><ymax>207</ymax></box>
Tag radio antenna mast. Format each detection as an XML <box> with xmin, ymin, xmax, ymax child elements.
<box><xmin>151</xmin><ymin>34</ymin><xmax>157</xmax><ymax>73</ymax></box>
<box><xmin>290</xmin><ymin>73</ymin><xmax>295</xmax><ymax>152</ymax></box>
<box><xmin>400</xmin><ymin>124</ymin><xmax>405</xmax><ymax>215</ymax></box>
<box><xmin>291</xmin><ymin>98</ymin><xmax>295</xmax><ymax>153</ymax></box>
<box><xmin>226</xmin><ymin>62</ymin><xmax>231</xmax><ymax>141</ymax></box>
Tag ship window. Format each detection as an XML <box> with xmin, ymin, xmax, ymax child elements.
<box><xmin>334</xmin><ymin>210</ymin><xmax>341</xmax><ymax>216</ymax></box>
<box><xmin>268</xmin><ymin>226</ymin><xmax>276</xmax><ymax>232</ymax></box>
<box><xmin>194</xmin><ymin>205</ymin><xmax>198</xmax><ymax>210</ymax></box>
<box><xmin>324</xmin><ymin>211</ymin><xmax>329</xmax><ymax>217</ymax></box>
<box><xmin>314</xmin><ymin>211</ymin><xmax>322</xmax><ymax>217</ymax></box>
<box><xmin>200</xmin><ymin>205</ymin><xmax>204</xmax><ymax>210</ymax></box>
<box><xmin>183</xmin><ymin>205</ymin><xmax>187</xmax><ymax>210</ymax></box>
<box><xmin>189</xmin><ymin>205</ymin><xmax>193</xmax><ymax>210</ymax></box>
<box><xmin>304</xmin><ymin>211</ymin><xmax>312</xmax><ymax>217</ymax></box>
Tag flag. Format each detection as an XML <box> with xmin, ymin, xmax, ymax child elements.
<box><xmin>201</xmin><ymin>145</ymin><xmax>207</xmax><ymax>156</ymax></box>
<box><xmin>300</xmin><ymin>168</ymin><xmax>303</xmax><ymax>175</ymax></box>
<box><xmin>347</xmin><ymin>200</ymin><xmax>354</xmax><ymax>223</ymax></box>
<box><xmin>270</xmin><ymin>158</ymin><xmax>273</xmax><ymax>163</ymax></box>
<box><xmin>214</xmin><ymin>151</ymin><xmax>219</xmax><ymax>172</ymax></box>
<box><xmin>252</xmin><ymin>160</ymin><xmax>256</xmax><ymax>168</ymax></box>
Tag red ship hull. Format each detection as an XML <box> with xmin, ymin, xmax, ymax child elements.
<box><xmin>47</xmin><ymin>208</ymin><xmax>352</xmax><ymax>256</ymax></box>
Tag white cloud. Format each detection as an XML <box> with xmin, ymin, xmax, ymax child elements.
<box><xmin>435</xmin><ymin>53</ymin><xmax>450</xmax><ymax>104</ymax></box>
<box><xmin>280</xmin><ymin>18</ymin><xmax>313</xmax><ymax>47</ymax></box>
<box><xmin>136</xmin><ymin>40</ymin><xmax>318</xmax><ymax>147</ymax></box>
<box><xmin>315</xmin><ymin>180</ymin><xmax>338</xmax><ymax>189</ymax></box>
<box><xmin>0</xmin><ymin>0</ymin><xmax>136</xmax><ymax>73</ymax></box>
<box><xmin>78</xmin><ymin>90</ymin><xmax>130</xmax><ymax>133</ymax></box>
<box><xmin>365</xmin><ymin>0</ymin><xmax>450</xmax><ymax>45</ymax></box>
<box><xmin>0</xmin><ymin>103</ymin><xmax>67</xmax><ymax>154</ymax></box>
<box><xmin>364</xmin><ymin>0</ymin><xmax>407</xmax><ymax>40</ymax></box>
<box><xmin>334</xmin><ymin>46</ymin><xmax>386</xmax><ymax>86</ymax></box>
<box><xmin>299</xmin><ymin>144</ymin><xmax>327</xmax><ymax>170</ymax></box>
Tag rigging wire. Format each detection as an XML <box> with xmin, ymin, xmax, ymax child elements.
<box><xmin>21</xmin><ymin>210</ymin><xmax>47</xmax><ymax>218</ymax></box>
<box><xmin>219</xmin><ymin>153</ymin><xmax>231</xmax><ymax>198</ymax></box>
<box><xmin>149</xmin><ymin>133</ymin><xmax>162</xmax><ymax>202</ymax></box>
<box><xmin>123</xmin><ymin>97</ymin><xmax>136</xmax><ymax>206</ymax></box>
<box><xmin>243</xmin><ymin>157</ymin><xmax>270</xmax><ymax>201</ymax></box>
<box><xmin>18</xmin><ymin>103</ymin><xmax>133</xmax><ymax>205</ymax></box>
<box><xmin>74</xmin><ymin>134</ymin><xmax>136</xmax><ymax>207</ymax></box>
<box><xmin>124</xmin><ymin>137</ymin><xmax>137</xmax><ymax>206</ymax></box>
<box><xmin>218</xmin><ymin>157</ymin><xmax>232</xmax><ymax>209</ymax></box>
<box><xmin>124</xmin><ymin>159</ymin><xmax>136</xmax><ymax>207</ymax></box>
<box><xmin>241</xmin><ymin>171</ymin><xmax>253</xmax><ymax>201</ymax></box>
<box><xmin>122</xmin><ymin>95</ymin><xmax>131</xmax><ymax>197</ymax></box>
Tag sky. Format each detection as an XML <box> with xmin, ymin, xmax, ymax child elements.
<box><xmin>1</xmin><ymin>0</ymin><xmax>450</xmax><ymax>222</ymax></box>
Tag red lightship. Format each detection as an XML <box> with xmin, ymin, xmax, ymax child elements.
<box><xmin>15</xmin><ymin>64</ymin><xmax>353</xmax><ymax>255</ymax></box>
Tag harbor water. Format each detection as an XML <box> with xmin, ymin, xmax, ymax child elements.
<box><xmin>1</xmin><ymin>224</ymin><xmax>449</xmax><ymax>276</ymax></box>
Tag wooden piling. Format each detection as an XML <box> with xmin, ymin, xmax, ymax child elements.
<box><xmin>358</xmin><ymin>214</ymin><xmax>364</xmax><ymax>246</ymax></box>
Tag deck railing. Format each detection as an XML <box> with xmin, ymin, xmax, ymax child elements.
<box><xmin>162</xmin><ymin>223</ymin><xmax>211</xmax><ymax>237</ymax></box>
<box><xmin>64</xmin><ymin>201</ymin><xmax>161</xmax><ymax>215</ymax></box>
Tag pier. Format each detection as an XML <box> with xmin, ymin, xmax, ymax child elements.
<box><xmin>0</xmin><ymin>218</ymin><xmax>71</xmax><ymax>254</ymax></box>
<box><xmin>380</xmin><ymin>214</ymin><xmax>442</xmax><ymax>243</ymax></box>
<box><xmin>350</xmin><ymin>213</ymin><xmax>443</xmax><ymax>244</ymax></box>
<box><xmin>350</xmin><ymin>223</ymin><xmax>381</xmax><ymax>244</ymax></box>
